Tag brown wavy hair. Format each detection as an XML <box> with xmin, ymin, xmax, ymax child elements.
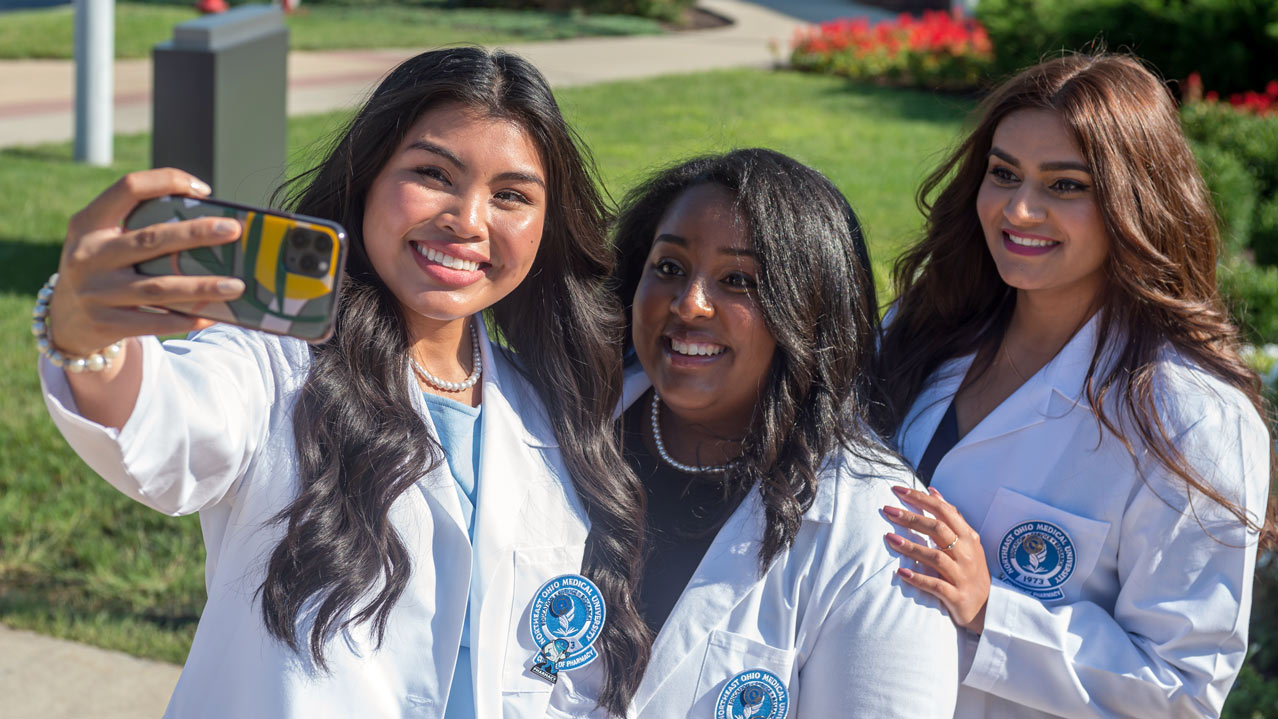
<box><xmin>875</xmin><ymin>53</ymin><xmax>1276</xmax><ymax>548</ymax></box>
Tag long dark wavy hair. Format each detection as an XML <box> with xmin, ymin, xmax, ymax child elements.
<box><xmin>612</xmin><ymin>148</ymin><xmax>885</xmax><ymax>570</ymax></box>
<box><xmin>876</xmin><ymin>53</ymin><xmax>1276</xmax><ymax>547</ymax></box>
<box><xmin>255</xmin><ymin>48</ymin><xmax>650</xmax><ymax>715</ymax></box>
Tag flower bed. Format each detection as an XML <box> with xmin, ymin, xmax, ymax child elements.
<box><xmin>1185</xmin><ymin>72</ymin><xmax>1278</xmax><ymax>117</ymax></box>
<box><xmin>790</xmin><ymin>11</ymin><xmax>993</xmax><ymax>92</ymax></box>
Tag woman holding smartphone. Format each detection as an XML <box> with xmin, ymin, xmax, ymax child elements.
<box><xmin>876</xmin><ymin>54</ymin><xmax>1274</xmax><ymax>717</ymax></box>
<box><xmin>549</xmin><ymin>149</ymin><xmax>959</xmax><ymax>718</ymax></box>
<box><xmin>37</xmin><ymin>48</ymin><xmax>648</xmax><ymax>718</ymax></box>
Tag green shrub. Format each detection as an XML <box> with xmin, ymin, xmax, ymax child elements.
<box><xmin>1182</xmin><ymin>101</ymin><xmax>1278</xmax><ymax>195</ymax></box>
<box><xmin>1193</xmin><ymin>141</ymin><xmax>1258</xmax><ymax>259</ymax></box>
<box><xmin>451</xmin><ymin>0</ymin><xmax>693</xmax><ymax>22</ymax></box>
<box><xmin>1223</xmin><ymin>553</ymin><xmax>1278</xmax><ymax>718</ymax></box>
<box><xmin>975</xmin><ymin>0</ymin><xmax>1278</xmax><ymax>96</ymax></box>
<box><xmin>1183</xmin><ymin>103</ymin><xmax>1278</xmax><ymax>272</ymax></box>
<box><xmin>1254</xmin><ymin>195</ymin><xmax>1278</xmax><ymax>268</ymax></box>
<box><xmin>1218</xmin><ymin>260</ymin><xmax>1278</xmax><ymax>345</ymax></box>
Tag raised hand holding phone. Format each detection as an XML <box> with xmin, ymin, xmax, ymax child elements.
<box><xmin>45</xmin><ymin>168</ymin><xmax>249</xmax><ymax>427</ymax></box>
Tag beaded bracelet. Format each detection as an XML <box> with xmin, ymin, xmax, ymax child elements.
<box><xmin>32</xmin><ymin>273</ymin><xmax>123</xmax><ymax>373</ymax></box>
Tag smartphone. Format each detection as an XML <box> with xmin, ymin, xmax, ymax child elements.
<box><xmin>125</xmin><ymin>195</ymin><xmax>348</xmax><ymax>343</ymax></box>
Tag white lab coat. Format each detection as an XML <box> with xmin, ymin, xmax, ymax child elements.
<box><xmin>39</xmin><ymin>322</ymin><xmax>591</xmax><ymax>719</ymax></box>
<box><xmin>545</xmin><ymin>372</ymin><xmax>960</xmax><ymax>719</ymax></box>
<box><xmin>894</xmin><ymin>315</ymin><xmax>1271</xmax><ymax>718</ymax></box>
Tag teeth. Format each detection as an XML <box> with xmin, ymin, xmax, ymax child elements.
<box><xmin>670</xmin><ymin>338</ymin><xmax>726</xmax><ymax>357</ymax></box>
<box><xmin>1006</xmin><ymin>232</ymin><xmax>1058</xmax><ymax>248</ymax></box>
<box><xmin>415</xmin><ymin>243</ymin><xmax>480</xmax><ymax>272</ymax></box>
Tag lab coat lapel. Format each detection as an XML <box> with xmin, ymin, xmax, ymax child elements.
<box><xmin>615</xmin><ymin>366</ymin><xmax>769</xmax><ymax>714</ymax></box>
<box><xmin>961</xmin><ymin>315</ymin><xmax>1099</xmax><ymax>449</ymax></box>
<box><xmin>898</xmin><ymin>315</ymin><xmax>1103</xmax><ymax>466</ymax></box>
<box><xmin>953</xmin><ymin>313</ymin><xmax>1102</xmax><ymax>451</ymax></box>
<box><xmin>407</xmin><ymin>387</ymin><xmax>469</xmax><ymax>524</ymax></box>
<box><xmin>632</xmin><ymin>491</ymin><xmax>769</xmax><ymax>715</ymax></box>
<box><xmin>470</xmin><ymin>322</ymin><xmax>590</xmax><ymax>717</ymax></box>
<box><xmin>897</xmin><ymin>356</ymin><xmax>970</xmax><ymax>466</ymax></box>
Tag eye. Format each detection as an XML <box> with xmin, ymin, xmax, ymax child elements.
<box><xmin>415</xmin><ymin>166</ymin><xmax>450</xmax><ymax>185</ymax></box>
<box><xmin>988</xmin><ymin>166</ymin><xmax>1019</xmax><ymax>184</ymax></box>
<box><xmin>494</xmin><ymin>189</ymin><xmax>534</xmax><ymax>206</ymax></box>
<box><xmin>652</xmin><ymin>258</ymin><xmax>684</xmax><ymax>278</ymax></box>
<box><xmin>1050</xmin><ymin>178</ymin><xmax>1090</xmax><ymax>194</ymax></box>
<box><xmin>723</xmin><ymin>272</ymin><xmax>757</xmax><ymax>291</ymax></box>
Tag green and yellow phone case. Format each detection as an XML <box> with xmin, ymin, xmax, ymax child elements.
<box><xmin>126</xmin><ymin>195</ymin><xmax>348</xmax><ymax>342</ymax></box>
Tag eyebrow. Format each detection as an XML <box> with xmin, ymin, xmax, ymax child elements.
<box><xmin>653</xmin><ymin>233</ymin><xmax>756</xmax><ymax>257</ymax></box>
<box><xmin>406</xmin><ymin>140</ymin><xmax>546</xmax><ymax>189</ymax></box>
<box><xmin>989</xmin><ymin>146</ymin><xmax>1091</xmax><ymax>174</ymax></box>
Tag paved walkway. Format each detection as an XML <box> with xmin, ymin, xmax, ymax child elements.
<box><xmin>1</xmin><ymin>624</ymin><xmax>182</xmax><ymax>718</ymax></box>
<box><xmin>0</xmin><ymin>1</ymin><xmax>891</xmax><ymax>717</ymax></box>
<box><xmin>0</xmin><ymin>0</ymin><xmax>892</xmax><ymax>150</ymax></box>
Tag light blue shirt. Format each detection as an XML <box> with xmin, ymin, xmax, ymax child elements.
<box><xmin>423</xmin><ymin>393</ymin><xmax>482</xmax><ymax>719</ymax></box>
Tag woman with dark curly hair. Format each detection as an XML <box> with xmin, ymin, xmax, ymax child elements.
<box><xmin>876</xmin><ymin>53</ymin><xmax>1275</xmax><ymax>717</ymax></box>
<box><xmin>549</xmin><ymin>148</ymin><xmax>959</xmax><ymax>718</ymax></box>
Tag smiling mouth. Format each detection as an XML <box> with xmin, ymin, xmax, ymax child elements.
<box><xmin>411</xmin><ymin>242</ymin><xmax>486</xmax><ymax>272</ymax></box>
<box><xmin>667</xmin><ymin>337</ymin><xmax>727</xmax><ymax>357</ymax></box>
<box><xmin>1004</xmin><ymin>231</ymin><xmax>1060</xmax><ymax>248</ymax></box>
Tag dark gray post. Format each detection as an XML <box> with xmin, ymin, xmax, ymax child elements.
<box><xmin>152</xmin><ymin>6</ymin><xmax>288</xmax><ymax>206</ymax></box>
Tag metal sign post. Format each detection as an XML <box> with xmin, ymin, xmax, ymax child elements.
<box><xmin>73</xmin><ymin>0</ymin><xmax>113</xmax><ymax>166</ymax></box>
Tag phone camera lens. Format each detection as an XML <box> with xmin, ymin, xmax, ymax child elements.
<box><xmin>314</xmin><ymin>234</ymin><xmax>332</xmax><ymax>253</ymax></box>
<box><xmin>299</xmin><ymin>255</ymin><xmax>318</xmax><ymax>273</ymax></box>
<box><xmin>290</xmin><ymin>232</ymin><xmax>308</xmax><ymax>249</ymax></box>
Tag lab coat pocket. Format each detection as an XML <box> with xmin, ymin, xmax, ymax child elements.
<box><xmin>976</xmin><ymin>487</ymin><xmax>1111</xmax><ymax>604</ymax></box>
<box><xmin>693</xmin><ymin>630</ymin><xmax>797</xmax><ymax>718</ymax></box>
<box><xmin>503</xmin><ymin>545</ymin><xmax>582</xmax><ymax>694</ymax></box>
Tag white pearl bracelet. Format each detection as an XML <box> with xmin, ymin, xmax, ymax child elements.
<box><xmin>32</xmin><ymin>272</ymin><xmax>124</xmax><ymax>373</ymax></box>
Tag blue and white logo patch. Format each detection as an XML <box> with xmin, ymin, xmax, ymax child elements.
<box><xmin>997</xmin><ymin>520</ymin><xmax>1077</xmax><ymax>600</ymax></box>
<box><xmin>714</xmin><ymin>669</ymin><xmax>789</xmax><ymax>719</ymax></box>
<box><xmin>527</xmin><ymin>574</ymin><xmax>606</xmax><ymax>684</ymax></box>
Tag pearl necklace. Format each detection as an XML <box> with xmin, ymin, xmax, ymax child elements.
<box><xmin>649</xmin><ymin>392</ymin><xmax>729</xmax><ymax>474</ymax></box>
<box><xmin>410</xmin><ymin>320</ymin><xmax>482</xmax><ymax>393</ymax></box>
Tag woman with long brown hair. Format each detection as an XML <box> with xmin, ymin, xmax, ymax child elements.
<box><xmin>876</xmin><ymin>53</ymin><xmax>1275</xmax><ymax>717</ymax></box>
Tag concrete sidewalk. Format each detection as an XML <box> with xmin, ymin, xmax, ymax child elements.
<box><xmin>0</xmin><ymin>0</ymin><xmax>890</xmax><ymax>150</ymax></box>
<box><xmin>0</xmin><ymin>2</ymin><xmax>891</xmax><ymax>717</ymax></box>
<box><xmin>1</xmin><ymin>624</ymin><xmax>181</xmax><ymax>718</ymax></box>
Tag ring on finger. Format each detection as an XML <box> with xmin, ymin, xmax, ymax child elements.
<box><xmin>941</xmin><ymin>536</ymin><xmax>959</xmax><ymax>552</ymax></box>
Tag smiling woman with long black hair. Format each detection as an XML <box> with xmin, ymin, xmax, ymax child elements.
<box><xmin>548</xmin><ymin>148</ymin><xmax>959</xmax><ymax>718</ymax></box>
<box><xmin>35</xmin><ymin>47</ymin><xmax>650</xmax><ymax>718</ymax></box>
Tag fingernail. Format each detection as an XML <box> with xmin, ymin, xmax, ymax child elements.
<box><xmin>930</xmin><ymin>487</ymin><xmax>942</xmax><ymax>498</ymax></box>
<box><xmin>213</xmin><ymin>219</ymin><xmax>238</xmax><ymax>236</ymax></box>
<box><xmin>217</xmin><ymin>278</ymin><xmax>245</xmax><ymax>294</ymax></box>
<box><xmin>190</xmin><ymin>178</ymin><xmax>212</xmax><ymax>195</ymax></box>
<box><xmin>886</xmin><ymin>533</ymin><xmax>906</xmax><ymax>547</ymax></box>
<box><xmin>891</xmin><ymin>485</ymin><xmax>909</xmax><ymax>496</ymax></box>
<box><xmin>883</xmin><ymin>506</ymin><xmax>902</xmax><ymax>518</ymax></box>
<box><xmin>898</xmin><ymin>567</ymin><xmax>915</xmax><ymax>579</ymax></box>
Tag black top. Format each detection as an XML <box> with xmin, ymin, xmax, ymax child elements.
<box><xmin>621</xmin><ymin>397</ymin><xmax>742</xmax><ymax>635</ymax></box>
<box><xmin>916</xmin><ymin>400</ymin><xmax>959</xmax><ymax>487</ymax></box>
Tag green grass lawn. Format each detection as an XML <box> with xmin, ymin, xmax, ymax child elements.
<box><xmin>1</xmin><ymin>67</ymin><xmax>1273</xmax><ymax>716</ymax></box>
<box><xmin>0</xmin><ymin>2</ymin><xmax>661</xmax><ymax>60</ymax></box>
